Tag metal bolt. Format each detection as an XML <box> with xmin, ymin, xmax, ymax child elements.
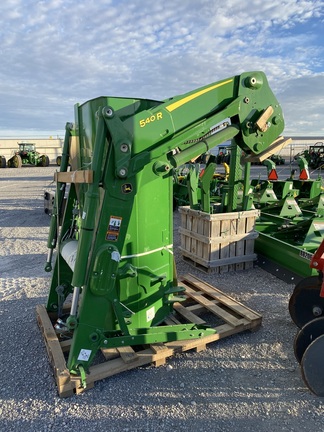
<box><xmin>120</xmin><ymin>144</ymin><xmax>128</xmax><ymax>153</ymax></box>
<box><xmin>106</xmin><ymin>108</ymin><xmax>113</xmax><ymax>117</ymax></box>
<box><xmin>313</xmin><ymin>306</ymin><xmax>322</xmax><ymax>317</ymax></box>
<box><xmin>119</xmin><ymin>168</ymin><xmax>127</xmax><ymax>177</ymax></box>
<box><xmin>243</xmin><ymin>97</ymin><xmax>250</xmax><ymax>104</ymax></box>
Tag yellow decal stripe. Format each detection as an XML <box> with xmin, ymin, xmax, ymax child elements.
<box><xmin>166</xmin><ymin>79</ymin><xmax>233</xmax><ymax>112</ymax></box>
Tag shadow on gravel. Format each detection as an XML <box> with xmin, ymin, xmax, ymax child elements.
<box><xmin>0</xmin><ymin>253</ymin><xmax>50</xmax><ymax>278</ymax></box>
<box><xmin>1</xmin><ymin>295</ymin><xmax>322</xmax><ymax>432</ymax></box>
<box><xmin>0</xmin><ymin>175</ymin><xmax>55</xmax><ymax>182</ymax></box>
<box><xmin>0</xmin><ymin>206</ymin><xmax>51</xmax><ymax>227</ymax></box>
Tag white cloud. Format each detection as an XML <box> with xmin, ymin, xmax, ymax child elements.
<box><xmin>0</xmin><ymin>0</ymin><xmax>323</xmax><ymax>135</ymax></box>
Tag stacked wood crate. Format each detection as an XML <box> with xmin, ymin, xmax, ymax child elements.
<box><xmin>178</xmin><ymin>206</ymin><xmax>260</xmax><ymax>273</ymax></box>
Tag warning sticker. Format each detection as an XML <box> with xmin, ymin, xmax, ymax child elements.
<box><xmin>106</xmin><ymin>216</ymin><xmax>122</xmax><ymax>241</ymax></box>
<box><xmin>77</xmin><ymin>349</ymin><xmax>92</xmax><ymax>361</ymax></box>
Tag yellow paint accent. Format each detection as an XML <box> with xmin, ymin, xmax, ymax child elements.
<box><xmin>166</xmin><ymin>79</ymin><xmax>233</xmax><ymax>112</ymax></box>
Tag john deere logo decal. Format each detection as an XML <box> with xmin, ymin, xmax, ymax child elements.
<box><xmin>122</xmin><ymin>183</ymin><xmax>133</xmax><ymax>194</ymax></box>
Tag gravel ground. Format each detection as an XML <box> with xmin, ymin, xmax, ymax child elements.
<box><xmin>0</xmin><ymin>165</ymin><xmax>324</xmax><ymax>432</ymax></box>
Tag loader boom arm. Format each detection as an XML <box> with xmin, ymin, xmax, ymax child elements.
<box><xmin>93</xmin><ymin>72</ymin><xmax>282</xmax><ymax>177</ymax></box>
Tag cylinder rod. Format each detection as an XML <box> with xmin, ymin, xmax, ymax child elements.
<box><xmin>169</xmin><ymin>124</ymin><xmax>239</xmax><ymax>168</ymax></box>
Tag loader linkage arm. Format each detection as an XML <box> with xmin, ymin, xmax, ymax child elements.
<box><xmin>45</xmin><ymin>71</ymin><xmax>285</xmax><ymax>378</ymax></box>
<box><xmin>110</xmin><ymin>71</ymin><xmax>284</xmax><ymax>176</ymax></box>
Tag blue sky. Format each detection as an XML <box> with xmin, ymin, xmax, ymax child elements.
<box><xmin>0</xmin><ymin>0</ymin><xmax>324</xmax><ymax>138</ymax></box>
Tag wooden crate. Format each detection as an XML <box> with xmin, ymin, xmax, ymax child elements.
<box><xmin>36</xmin><ymin>274</ymin><xmax>262</xmax><ymax>397</ymax></box>
<box><xmin>178</xmin><ymin>207</ymin><xmax>260</xmax><ymax>273</ymax></box>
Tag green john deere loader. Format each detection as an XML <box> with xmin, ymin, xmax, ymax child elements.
<box><xmin>42</xmin><ymin>71</ymin><xmax>285</xmax><ymax>389</ymax></box>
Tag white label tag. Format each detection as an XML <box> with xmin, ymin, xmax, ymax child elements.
<box><xmin>146</xmin><ymin>306</ymin><xmax>155</xmax><ymax>322</ymax></box>
<box><xmin>77</xmin><ymin>349</ymin><xmax>92</xmax><ymax>361</ymax></box>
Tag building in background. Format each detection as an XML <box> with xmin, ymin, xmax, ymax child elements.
<box><xmin>0</xmin><ymin>136</ymin><xmax>323</xmax><ymax>165</ymax></box>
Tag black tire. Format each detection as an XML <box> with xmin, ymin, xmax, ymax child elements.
<box><xmin>0</xmin><ymin>156</ymin><xmax>6</xmax><ymax>168</ymax></box>
<box><xmin>301</xmin><ymin>334</ymin><xmax>324</xmax><ymax>396</ymax></box>
<box><xmin>12</xmin><ymin>155</ymin><xmax>22</xmax><ymax>168</ymax></box>
<box><xmin>289</xmin><ymin>275</ymin><xmax>324</xmax><ymax>328</ymax></box>
<box><xmin>41</xmin><ymin>155</ymin><xmax>50</xmax><ymax>167</ymax></box>
<box><xmin>294</xmin><ymin>317</ymin><xmax>324</xmax><ymax>363</ymax></box>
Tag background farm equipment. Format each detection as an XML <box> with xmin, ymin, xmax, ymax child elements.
<box><xmin>251</xmin><ymin>153</ymin><xmax>285</xmax><ymax>165</ymax></box>
<box><xmin>173</xmin><ymin>158</ymin><xmax>229</xmax><ymax>210</ymax></box>
<box><xmin>0</xmin><ymin>155</ymin><xmax>6</xmax><ymax>168</ymax></box>
<box><xmin>40</xmin><ymin>71</ymin><xmax>285</xmax><ymax>390</ymax></box>
<box><xmin>269</xmin><ymin>153</ymin><xmax>285</xmax><ymax>165</ymax></box>
<box><xmin>294</xmin><ymin>142</ymin><xmax>324</xmax><ymax>169</ymax></box>
<box><xmin>7</xmin><ymin>142</ymin><xmax>49</xmax><ymax>167</ymax></box>
<box><xmin>253</xmin><ymin>157</ymin><xmax>324</xmax><ymax>279</ymax></box>
<box><xmin>214</xmin><ymin>143</ymin><xmax>231</xmax><ymax>164</ymax></box>
<box><xmin>56</xmin><ymin>154</ymin><xmax>71</xmax><ymax>166</ymax></box>
<box><xmin>174</xmin><ymin>147</ymin><xmax>324</xmax><ymax>280</ymax></box>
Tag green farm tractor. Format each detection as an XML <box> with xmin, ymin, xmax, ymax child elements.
<box><xmin>7</xmin><ymin>142</ymin><xmax>50</xmax><ymax>168</ymax></box>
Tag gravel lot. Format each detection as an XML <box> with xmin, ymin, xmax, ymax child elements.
<box><xmin>1</xmin><ymin>165</ymin><xmax>324</xmax><ymax>432</ymax></box>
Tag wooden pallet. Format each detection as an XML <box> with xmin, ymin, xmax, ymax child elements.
<box><xmin>36</xmin><ymin>273</ymin><xmax>262</xmax><ymax>397</ymax></box>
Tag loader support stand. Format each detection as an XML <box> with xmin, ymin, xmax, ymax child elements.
<box><xmin>45</xmin><ymin>123</ymin><xmax>73</xmax><ymax>272</ymax></box>
<box><xmin>71</xmin><ymin>111</ymin><xmax>107</xmax><ymax>288</ymax></box>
